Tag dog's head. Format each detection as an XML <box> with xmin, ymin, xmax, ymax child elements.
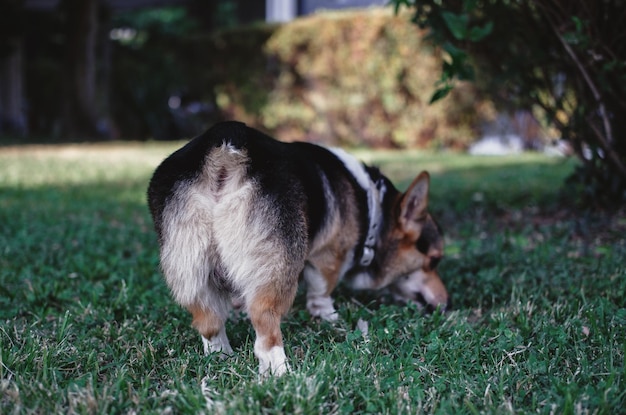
<box><xmin>380</xmin><ymin>171</ymin><xmax>449</xmax><ymax>312</ymax></box>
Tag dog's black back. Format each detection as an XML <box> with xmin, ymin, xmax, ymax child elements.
<box><xmin>148</xmin><ymin>121</ymin><xmax>370</xmax><ymax>249</ymax></box>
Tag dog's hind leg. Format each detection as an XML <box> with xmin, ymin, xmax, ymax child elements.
<box><xmin>159</xmin><ymin>203</ymin><xmax>234</xmax><ymax>359</ymax></box>
<box><xmin>188</xmin><ymin>300</ymin><xmax>233</xmax><ymax>358</ymax></box>
<box><xmin>247</xmin><ymin>285</ymin><xmax>297</xmax><ymax>377</ymax></box>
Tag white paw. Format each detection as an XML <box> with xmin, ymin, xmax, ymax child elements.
<box><xmin>256</xmin><ymin>345</ymin><xmax>290</xmax><ymax>377</ymax></box>
<box><xmin>307</xmin><ymin>296</ymin><xmax>338</xmax><ymax>321</ymax></box>
<box><xmin>202</xmin><ymin>332</ymin><xmax>233</xmax><ymax>359</ymax></box>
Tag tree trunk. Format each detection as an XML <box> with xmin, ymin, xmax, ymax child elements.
<box><xmin>0</xmin><ymin>37</ymin><xmax>28</xmax><ymax>136</ymax></box>
<box><xmin>62</xmin><ymin>0</ymin><xmax>100</xmax><ymax>138</ymax></box>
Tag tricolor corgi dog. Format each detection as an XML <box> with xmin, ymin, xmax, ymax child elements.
<box><xmin>147</xmin><ymin>121</ymin><xmax>448</xmax><ymax>376</ymax></box>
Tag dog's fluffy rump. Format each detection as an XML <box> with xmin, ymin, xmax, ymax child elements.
<box><xmin>148</xmin><ymin>121</ymin><xmax>448</xmax><ymax>376</ymax></box>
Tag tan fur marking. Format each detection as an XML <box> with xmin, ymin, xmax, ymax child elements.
<box><xmin>188</xmin><ymin>304</ymin><xmax>223</xmax><ymax>339</ymax></box>
<box><xmin>373</xmin><ymin>184</ymin><xmax>442</xmax><ymax>290</ymax></box>
<box><xmin>306</xmin><ymin>178</ymin><xmax>360</xmax><ymax>295</ymax></box>
<box><xmin>248</xmin><ymin>286</ymin><xmax>297</xmax><ymax>349</ymax></box>
<box><xmin>373</xmin><ymin>226</ymin><xmax>425</xmax><ymax>289</ymax></box>
<box><xmin>321</xmin><ymin>257</ymin><xmax>345</xmax><ymax>296</ymax></box>
<box><xmin>390</xmin><ymin>268</ymin><xmax>448</xmax><ymax>308</ymax></box>
<box><xmin>398</xmin><ymin>172</ymin><xmax>430</xmax><ymax>237</ymax></box>
<box><xmin>246</xmin><ymin>286</ymin><xmax>298</xmax><ymax>375</ymax></box>
<box><xmin>416</xmin><ymin>269</ymin><xmax>448</xmax><ymax>307</ymax></box>
<box><xmin>422</xmin><ymin>270</ymin><xmax>447</xmax><ymax>296</ymax></box>
<box><xmin>308</xmin><ymin>251</ymin><xmax>347</xmax><ymax>296</ymax></box>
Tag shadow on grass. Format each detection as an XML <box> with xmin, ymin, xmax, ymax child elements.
<box><xmin>1</xmin><ymin>156</ymin><xmax>623</xmax><ymax>321</ymax></box>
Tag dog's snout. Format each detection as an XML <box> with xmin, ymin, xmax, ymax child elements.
<box><xmin>425</xmin><ymin>295</ymin><xmax>451</xmax><ymax>314</ymax></box>
<box><xmin>438</xmin><ymin>296</ymin><xmax>451</xmax><ymax>313</ymax></box>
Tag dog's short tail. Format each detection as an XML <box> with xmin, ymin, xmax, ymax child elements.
<box><xmin>204</xmin><ymin>141</ymin><xmax>249</xmax><ymax>197</ymax></box>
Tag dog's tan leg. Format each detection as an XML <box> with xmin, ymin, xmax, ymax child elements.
<box><xmin>247</xmin><ymin>286</ymin><xmax>296</xmax><ymax>376</ymax></box>
<box><xmin>303</xmin><ymin>262</ymin><xmax>340</xmax><ymax>321</ymax></box>
<box><xmin>188</xmin><ymin>304</ymin><xmax>233</xmax><ymax>358</ymax></box>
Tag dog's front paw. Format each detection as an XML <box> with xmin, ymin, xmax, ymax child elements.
<box><xmin>307</xmin><ymin>296</ymin><xmax>338</xmax><ymax>321</ymax></box>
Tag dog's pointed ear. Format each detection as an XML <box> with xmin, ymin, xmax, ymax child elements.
<box><xmin>398</xmin><ymin>171</ymin><xmax>430</xmax><ymax>236</ymax></box>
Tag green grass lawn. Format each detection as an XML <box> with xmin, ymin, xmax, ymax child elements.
<box><xmin>1</xmin><ymin>142</ymin><xmax>624</xmax><ymax>414</ymax></box>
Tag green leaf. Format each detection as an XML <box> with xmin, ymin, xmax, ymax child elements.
<box><xmin>391</xmin><ymin>0</ymin><xmax>412</xmax><ymax>15</ymax></box>
<box><xmin>441</xmin><ymin>11</ymin><xmax>469</xmax><ymax>40</ymax></box>
<box><xmin>562</xmin><ymin>31</ymin><xmax>581</xmax><ymax>45</ymax></box>
<box><xmin>572</xmin><ymin>16</ymin><xmax>584</xmax><ymax>32</ymax></box>
<box><xmin>468</xmin><ymin>21</ymin><xmax>493</xmax><ymax>42</ymax></box>
<box><xmin>441</xmin><ymin>42</ymin><xmax>475</xmax><ymax>82</ymax></box>
<box><xmin>463</xmin><ymin>0</ymin><xmax>479</xmax><ymax>12</ymax></box>
<box><xmin>442</xmin><ymin>60</ymin><xmax>455</xmax><ymax>79</ymax></box>
<box><xmin>430</xmin><ymin>84</ymin><xmax>453</xmax><ymax>103</ymax></box>
<box><xmin>456</xmin><ymin>61</ymin><xmax>475</xmax><ymax>81</ymax></box>
<box><xmin>442</xmin><ymin>41</ymin><xmax>466</xmax><ymax>61</ymax></box>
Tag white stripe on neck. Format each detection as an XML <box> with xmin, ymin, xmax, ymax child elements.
<box><xmin>329</xmin><ymin>148</ymin><xmax>385</xmax><ymax>267</ymax></box>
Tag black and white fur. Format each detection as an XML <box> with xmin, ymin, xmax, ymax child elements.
<box><xmin>148</xmin><ymin>121</ymin><xmax>448</xmax><ymax>376</ymax></box>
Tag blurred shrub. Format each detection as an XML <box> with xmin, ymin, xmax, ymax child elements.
<box><xmin>108</xmin><ymin>8</ymin><xmax>493</xmax><ymax>147</ymax></box>
<box><xmin>195</xmin><ymin>23</ymin><xmax>277</xmax><ymax>125</ymax></box>
<box><xmin>207</xmin><ymin>9</ymin><xmax>492</xmax><ymax>148</ymax></box>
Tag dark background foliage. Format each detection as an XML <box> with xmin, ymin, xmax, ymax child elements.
<box><xmin>2</xmin><ymin>0</ymin><xmax>626</xmax><ymax>206</ymax></box>
<box><xmin>392</xmin><ymin>0</ymin><xmax>626</xmax><ymax>207</ymax></box>
<box><xmin>6</xmin><ymin>4</ymin><xmax>495</xmax><ymax>147</ymax></box>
